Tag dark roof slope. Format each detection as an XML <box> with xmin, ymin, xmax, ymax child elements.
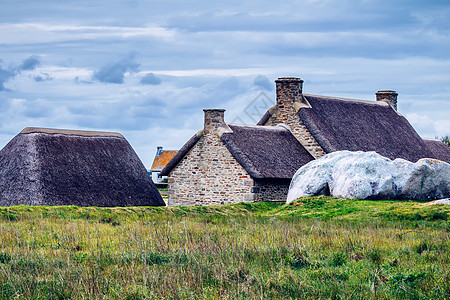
<box><xmin>0</xmin><ymin>128</ymin><xmax>165</xmax><ymax>207</ymax></box>
<box><xmin>297</xmin><ymin>95</ymin><xmax>433</xmax><ymax>162</ymax></box>
<box><xmin>222</xmin><ymin>124</ymin><xmax>315</xmax><ymax>178</ymax></box>
<box><xmin>423</xmin><ymin>138</ymin><xmax>450</xmax><ymax>163</ymax></box>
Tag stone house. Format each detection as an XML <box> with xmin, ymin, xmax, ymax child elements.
<box><xmin>258</xmin><ymin>77</ymin><xmax>450</xmax><ymax>163</ymax></box>
<box><xmin>160</xmin><ymin>109</ymin><xmax>314</xmax><ymax>206</ymax></box>
<box><xmin>162</xmin><ymin>77</ymin><xmax>450</xmax><ymax>206</ymax></box>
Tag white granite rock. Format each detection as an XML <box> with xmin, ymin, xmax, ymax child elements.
<box><xmin>287</xmin><ymin>151</ymin><xmax>450</xmax><ymax>203</ymax></box>
<box><xmin>429</xmin><ymin>198</ymin><xmax>450</xmax><ymax>205</ymax></box>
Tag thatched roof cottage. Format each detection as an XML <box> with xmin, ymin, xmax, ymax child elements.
<box><xmin>160</xmin><ymin>109</ymin><xmax>314</xmax><ymax>206</ymax></box>
<box><xmin>258</xmin><ymin>77</ymin><xmax>450</xmax><ymax>163</ymax></box>
<box><xmin>162</xmin><ymin>77</ymin><xmax>449</xmax><ymax>206</ymax></box>
<box><xmin>0</xmin><ymin>127</ymin><xmax>165</xmax><ymax>207</ymax></box>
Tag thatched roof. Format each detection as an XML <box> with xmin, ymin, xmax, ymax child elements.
<box><xmin>297</xmin><ymin>94</ymin><xmax>433</xmax><ymax>162</ymax></box>
<box><xmin>160</xmin><ymin>124</ymin><xmax>314</xmax><ymax>179</ymax></box>
<box><xmin>259</xmin><ymin>93</ymin><xmax>435</xmax><ymax>162</ymax></box>
<box><xmin>0</xmin><ymin>128</ymin><xmax>165</xmax><ymax>207</ymax></box>
<box><xmin>423</xmin><ymin>138</ymin><xmax>450</xmax><ymax>163</ymax></box>
<box><xmin>222</xmin><ymin>124</ymin><xmax>314</xmax><ymax>178</ymax></box>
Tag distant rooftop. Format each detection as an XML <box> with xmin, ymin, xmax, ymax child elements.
<box><xmin>151</xmin><ymin>149</ymin><xmax>178</xmax><ymax>172</ymax></box>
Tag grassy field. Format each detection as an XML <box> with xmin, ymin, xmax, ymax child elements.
<box><xmin>0</xmin><ymin>196</ymin><xmax>449</xmax><ymax>299</ymax></box>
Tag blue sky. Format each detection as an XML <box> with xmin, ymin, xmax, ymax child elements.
<box><xmin>1</xmin><ymin>0</ymin><xmax>449</xmax><ymax>167</ymax></box>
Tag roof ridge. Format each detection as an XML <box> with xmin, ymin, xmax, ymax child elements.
<box><xmin>21</xmin><ymin>127</ymin><xmax>124</xmax><ymax>138</ymax></box>
<box><xmin>227</xmin><ymin>123</ymin><xmax>287</xmax><ymax>131</ymax></box>
<box><xmin>304</xmin><ymin>94</ymin><xmax>388</xmax><ymax>106</ymax></box>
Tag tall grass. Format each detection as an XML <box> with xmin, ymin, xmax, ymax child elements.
<box><xmin>0</xmin><ymin>197</ymin><xmax>448</xmax><ymax>299</ymax></box>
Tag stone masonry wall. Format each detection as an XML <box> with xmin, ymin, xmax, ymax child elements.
<box><xmin>252</xmin><ymin>179</ymin><xmax>291</xmax><ymax>202</ymax></box>
<box><xmin>167</xmin><ymin>109</ymin><xmax>255</xmax><ymax>206</ymax></box>
<box><xmin>262</xmin><ymin>78</ymin><xmax>326</xmax><ymax>159</ymax></box>
<box><xmin>167</xmin><ymin>134</ymin><xmax>255</xmax><ymax>206</ymax></box>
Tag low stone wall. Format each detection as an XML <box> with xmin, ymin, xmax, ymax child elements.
<box><xmin>252</xmin><ymin>178</ymin><xmax>291</xmax><ymax>202</ymax></box>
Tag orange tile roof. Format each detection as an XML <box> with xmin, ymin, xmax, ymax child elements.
<box><xmin>151</xmin><ymin>150</ymin><xmax>178</xmax><ymax>171</ymax></box>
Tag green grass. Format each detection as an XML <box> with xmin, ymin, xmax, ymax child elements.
<box><xmin>0</xmin><ymin>196</ymin><xmax>449</xmax><ymax>299</ymax></box>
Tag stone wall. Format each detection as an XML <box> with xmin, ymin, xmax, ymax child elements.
<box><xmin>166</xmin><ymin>109</ymin><xmax>255</xmax><ymax>206</ymax></box>
<box><xmin>167</xmin><ymin>134</ymin><xmax>255</xmax><ymax>206</ymax></box>
<box><xmin>262</xmin><ymin>78</ymin><xmax>326</xmax><ymax>159</ymax></box>
<box><xmin>252</xmin><ymin>179</ymin><xmax>291</xmax><ymax>202</ymax></box>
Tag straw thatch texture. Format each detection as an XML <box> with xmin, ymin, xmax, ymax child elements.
<box><xmin>423</xmin><ymin>138</ymin><xmax>450</xmax><ymax>163</ymax></box>
<box><xmin>0</xmin><ymin>128</ymin><xmax>165</xmax><ymax>207</ymax></box>
<box><xmin>298</xmin><ymin>95</ymin><xmax>432</xmax><ymax>162</ymax></box>
<box><xmin>221</xmin><ymin>124</ymin><xmax>315</xmax><ymax>179</ymax></box>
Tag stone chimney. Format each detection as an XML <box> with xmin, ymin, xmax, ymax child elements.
<box><xmin>203</xmin><ymin>109</ymin><xmax>226</xmax><ymax>134</ymax></box>
<box><xmin>376</xmin><ymin>90</ymin><xmax>398</xmax><ymax>110</ymax></box>
<box><xmin>275</xmin><ymin>77</ymin><xmax>304</xmax><ymax>107</ymax></box>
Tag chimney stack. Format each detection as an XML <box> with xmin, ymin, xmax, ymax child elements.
<box><xmin>376</xmin><ymin>90</ymin><xmax>398</xmax><ymax>110</ymax></box>
<box><xmin>156</xmin><ymin>146</ymin><xmax>163</xmax><ymax>155</ymax></box>
<box><xmin>203</xmin><ymin>109</ymin><xmax>226</xmax><ymax>134</ymax></box>
<box><xmin>275</xmin><ymin>77</ymin><xmax>303</xmax><ymax>108</ymax></box>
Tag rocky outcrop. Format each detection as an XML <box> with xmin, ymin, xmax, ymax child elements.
<box><xmin>287</xmin><ymin>151</ymin><xmax>450</xmax><ymax>203</ymax></box>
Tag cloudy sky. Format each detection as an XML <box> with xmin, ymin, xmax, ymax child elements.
<box><xmin>1</xmin><ymin>0</ymin><xmax>449</xmax><ymax>167</ymax></box>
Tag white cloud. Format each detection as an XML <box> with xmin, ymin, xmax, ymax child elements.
<box><xmin>405</xmin><ymin>113</ymin><xmax>441</xmax><ymax>138</ymax></box>
<box><xmin>38</xmin><ymin>66</ymin><xmax>92</xmax><ymax>79</ymax></box>
<box><xmin>0</xmin><ymin>23</ymin><xmax>176</xmax><ymax>45</ymax></box>
<box><xmin>435</xmin><ymin>120</ymin><xmax>450</xmax><ymax>137</ymax></box>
